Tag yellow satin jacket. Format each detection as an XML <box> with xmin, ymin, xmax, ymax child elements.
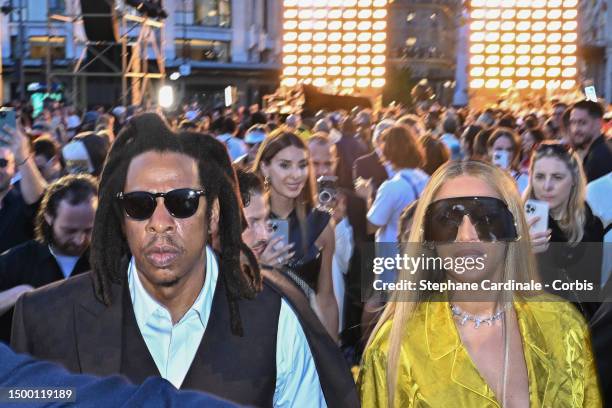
<box><xmin>359</xmin><ymin>297</ymin><xmax>602</xmax><ymax>407</ymax></box>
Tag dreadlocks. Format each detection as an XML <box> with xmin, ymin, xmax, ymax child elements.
<box><xmin>90</xmin><ymin>112</ymin><xmax>260</xmax><ymax>336</ymax></box>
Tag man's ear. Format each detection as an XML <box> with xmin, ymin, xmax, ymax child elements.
<box><xmin>208</xmin><ymin>198</ymin><xmax>221</xmax><ymax>252</ymax></box>
<box><xmin>44</xmin><ymin>213</ymin><xmax>53</xmax><ymax>227</ymax></box>
<box><xmin>210</xmin><ymin>198</ymin><xmax>220</xmax><ymax>233</ymax></box>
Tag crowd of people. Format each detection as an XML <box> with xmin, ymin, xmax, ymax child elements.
<box><xmin>0</xmin><ymin>94</ymin><xmax>611</xmax><ymax>407</ymax></box>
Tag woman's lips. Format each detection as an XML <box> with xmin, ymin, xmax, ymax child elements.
<box><xmin>285</xmin><ymin>182</ymin><xmax>303</xmax><ymax>192</ymax></box>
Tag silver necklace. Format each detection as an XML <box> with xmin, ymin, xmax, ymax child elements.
<box><xmin>450</xmin><ymin>304</ymin><xmax>506</xmax><ymax>329</ymax></box>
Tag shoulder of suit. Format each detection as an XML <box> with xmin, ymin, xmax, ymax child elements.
<box><xmin>518</xmin><ymin>294</ymin><xmax>589</xmax><ymax>332</ymax></box>
<box><xmin>259</xmin><ymin>268</ymin><xmax>308</xmax><ymax>311</ymax></box>
<box><xmin>362</xmin><ymin>319</ymin><xmax>393</xmax><ymax>362</ymax></box>
<box><xmin>0</xmin><ymin>240</ymin><xmax>47</xmax><ymax>258</ymax></box>
<box><xmin>20</xmin><ymin>272</ymin><xmax>95</xmax><ymax>306</ymax></box>
<box><xmin>260</xmin><ymin>270</ymin><xmax>288</xmax><ymax>299</ymax></box>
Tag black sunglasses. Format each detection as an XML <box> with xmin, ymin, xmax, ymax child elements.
<box><xmin>535</xmin><ymin>141</ymin><xmax>574</xmax><ymax>155</ymax></box>
<box><xmin>424</xmin><ymin>196</ymin><xmax>519</xmax><ymax>243</ymax></box>
<box><xmin>116</xmin><ymin>188</ymin><xmax>205</xmax><ymax>221</ymax></box>
<box><xmin>0</xmin><ymin>158</ymin><xmax>8</xmax><ymax>168</ymax></box>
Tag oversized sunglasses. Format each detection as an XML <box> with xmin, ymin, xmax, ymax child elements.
<box><xmin>535</xmin><ymin>141</ymin><xmax>574</xmax><ymax>155</ymax></box>
<box><xmin>0</xmin><ymin>158</ymin><xmax>8</xmax><ymax>168</ymax></box>
<box><xmin>116</xmin><ymin>188</ymin><xmax>205</xmax><ymax>220</ymax></box>
<box><xmin>424</xmin><ymin>196</ymin><xmax>519</xmax><ymax>243</ymax></box>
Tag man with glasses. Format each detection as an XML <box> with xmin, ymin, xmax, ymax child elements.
<box><xmin>11</xmin><ymin>114</ymin><xmax>357</xmax><ymax>407</ymax></box>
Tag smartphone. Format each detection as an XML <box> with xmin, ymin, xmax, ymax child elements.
<box><xmin>585</xmin><ymin>86</ymin><xmax>597</xmax><ymax>102</ymax></box>
<box><xmin>269</xmin><ymin>218</ymin><xmax>290</xmax><ymax>248</ymax></box>
<box><xmin>317</xmin><ymin>175</ymin><xmax>337</xmax><ymax>206</ymax></box>
<box><xmin>492</xmin><ymin>150</ymin><xmax>510</xmax><ymax>170</ymax></box>
<box><xmin>0</xmin><ymin>107</ymin><xmax>16</xmax><ymax>145</ymax></box>
<box><xmin>525</xmin><ymin>199</ymin><xmax>549</xmax><ymax>235</ymax></box>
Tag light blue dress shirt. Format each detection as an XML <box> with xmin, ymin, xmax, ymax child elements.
<box><xmin>128</xmin><ymin>245</ymin><xmax>326</xmax><ymax>407</ymax></box>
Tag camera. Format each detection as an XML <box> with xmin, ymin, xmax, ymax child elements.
<box><xmin>317</xmin><ymin>175</ymin><xmax>337</xmax><ymax>206</ymax></box>
<box><xmin>525</xmin><ymin>203</ymin><xmax>535</xmax><ymax>215</ymax></box>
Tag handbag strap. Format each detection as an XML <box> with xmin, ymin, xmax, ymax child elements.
<box><xmin>399</xmin><ymin>171</ymin><xmax>420</xmax><ymax>199</ymax></box>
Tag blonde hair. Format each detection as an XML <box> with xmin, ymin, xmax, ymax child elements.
<box><xmin>524</xmin><ymin>144</ymin><xmax>586</xmax><ymax>245</ymax></box>
<box><xmin>364</xmin><ymin>160</ymin><xmax>540</xmax><ymax>406</ymax></box>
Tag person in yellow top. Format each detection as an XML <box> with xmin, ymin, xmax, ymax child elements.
<box><xmin>359</xmin><ymin>160</ymin><xmax>602</xmax><ymax>407</ymax></box>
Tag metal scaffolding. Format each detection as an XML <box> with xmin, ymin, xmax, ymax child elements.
<box><xmin>46</xmin><ymin>0</ymin><xmax>165</xmax><ymax>108</ymax></box>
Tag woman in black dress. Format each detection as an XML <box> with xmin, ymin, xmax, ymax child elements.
<box><xmin>253</xmin><ymin>130</ymin><xmax>338</xmax><ymax>340</ymax></box>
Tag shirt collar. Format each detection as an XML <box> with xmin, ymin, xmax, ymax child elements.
<box><xmin>128</xmin><ymin>245</ymin><xmax>219</xmax><ymax>327</ymax></box>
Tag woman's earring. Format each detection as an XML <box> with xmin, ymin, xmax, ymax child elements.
<box><xmin>264</xmin><ymin>176</ymin><xmax>271</xmax><ymax>189</ymax></box>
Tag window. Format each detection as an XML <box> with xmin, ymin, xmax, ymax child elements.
<box><xmin>175</xmin><ymin>39</ymin><xmax>230</xmax><ymax>62</ymax></box>
<box><xmin>48</xmin><ymin>0</ymin><xmax>65</xmax><ymax>14</ymax></box>
<box><xmin>29</xmin><ymin>36</ymin><xmax>66</xmax><ymax>59</ymax></box>
<box><xmin>194</xmin><ymin>0</ymin><xmax>231</xmax><ymax>27</ymax></box>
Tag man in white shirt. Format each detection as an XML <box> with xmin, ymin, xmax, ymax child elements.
<box><xmin>12</xmin><ymin>113</ymin><xmax>357</xmax><ymax>408</ymax></box>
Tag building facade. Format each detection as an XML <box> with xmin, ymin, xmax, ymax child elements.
<box><xmin>0</xmin><ymin>0</ymin><xmax>282</xmax><ymax>108</ymax></box>
<box><xmin>578</xmin><ymin>0</ymin><xmax>612</xmax><ymax>103</ymax></box>
<box><xmin>386</xmin><ymin>0</ymin><xmax>461</xmax><ymax>105</ymax></box>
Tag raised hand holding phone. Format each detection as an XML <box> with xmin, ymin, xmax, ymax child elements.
<box><xmin>492</xmin><ymin>149</ymin><xmax>510</xmax><ymax>170</ymax></box>
<box><xmin>0</xmin><ymin>108</ymin><xmax>17</xmax><ymax>146</ymax></box>
<box><xmin>525</xmin><ymin>199</ymin><xmax>551</xmax><ymax>253</ymax></box>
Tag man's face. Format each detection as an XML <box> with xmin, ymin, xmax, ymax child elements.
<box><xmin>122</xmin><ymin>151</ymin><xmax>208</xmax><ymax>288</ymax></box>
<box><xmin>241</xmin><ymin>192</ymin><xmax>270</xmax><ymax>259</ymax></box>
<box><xmin>46</xmin><ymin>196</ymin><xmax>97</xmax><ymax>256</ymax></box>
<box><xmin>0</xmin><ymin>147</ymin><xmax>15</xmax><ymax>194</ymax></box>
<box><xmin>553</xmin><ymin>105</ymin><xmax>566</xmax><ymax>125</ymax></box>
<box><xmin>308</xmin><ymin>141</ymin><xmax>338</xmax><ymax>179</ymax></box>
<box><xmin>569</xmin><ymin>108</ymin><xmax>601</xmax><ymax>149</ymax></box>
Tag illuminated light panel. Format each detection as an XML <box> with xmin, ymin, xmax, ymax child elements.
<box><xmin>471</xmin><ymin>79</ymin><xmax>485</xmax><ymax>88</ymax></box>
<box><xmin>471</xmin><ymin>55</ymin><xmax>485</xmax><ymax>65</ymax></box>
<box><xmin>468</xmin><ymin>0</ymin><xmax>578</xmax><ymax>91</ymax></box>
<box><xmin>282</xmin><ymin>0</ymin><xmax>387</xmax><ymax>92</ymax></box>
<box><xmin>372</xmin><ymin>78</ymin><xmax>385</xmax><ymax>88</ymax></box>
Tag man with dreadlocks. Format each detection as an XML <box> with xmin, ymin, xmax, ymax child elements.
<box><xmin>11</xmin><ymin>113</ymin><xmax>357</xmax><ymax>407</ymax></box>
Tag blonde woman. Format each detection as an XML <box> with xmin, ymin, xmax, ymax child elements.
<box><xmin>359</xmin><ymin>160</ymin><xmax>601</xmax><ymax>407</ymax></box>
<box><xmin>525</xmin><ymin>141</ymin><xmax>604</xmax><ymax>318</ymax></box>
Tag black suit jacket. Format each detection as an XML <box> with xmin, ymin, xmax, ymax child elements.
<box><xmin>336</xmin><ymin>134</ymin><xmax>369</xmax><ymax>190</ymax></box>
<box><xmin>342</xmin><ymin>189</ymin><xmax>368</xmax><ymax>245</ymax></box>
<box><xmin>0</xmin><ymin>240</ymin><xmax>89</xmax><ymax>343</ymax></box>
<box><xmin>11</xmin><ymin>269</ymin><xmax>359</xmax><ymax>407</ymax></box>
<box><xmin>0</xmin><ymin>187</ymin><xmax>39</xmax><ymax>254</ymax></box>
<box><xmin>353</xmin><ymin>151</ymin><xmax>388</xmax><ymax>198</ymax></box>
<box><xmin>584</xmin><ymin>135</ymin><xmax>612</xmax><ymax>182</ymax></box>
